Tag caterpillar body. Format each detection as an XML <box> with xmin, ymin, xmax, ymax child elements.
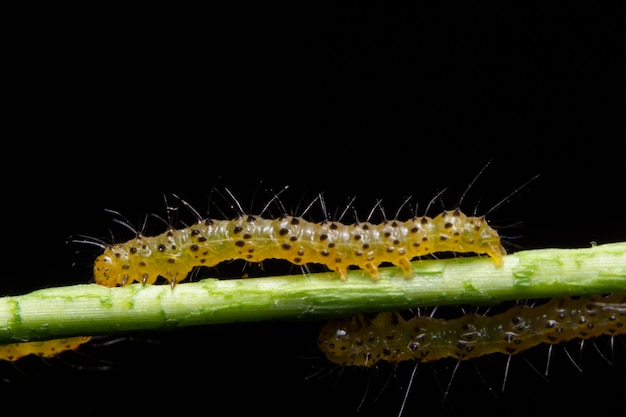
<box><xmin>94</xmin><ymin>208</ymin><xmax>506</xmax><ymax>287</ymax></box>
<box><xmin>0</xmin><ymin>336</ymin><xmax>92</xmax><ymax>362</ymax></box>
<box><xmin>318</xmin><ymin>292</ymin><xmax>626</xmax><ymax>367</ymax></box>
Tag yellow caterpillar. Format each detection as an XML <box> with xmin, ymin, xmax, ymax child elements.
<box><xmin>93</xmin><ymin>208</ymin><xmax>505</xmax><ymax>287</ymax></box>
<box><xmin>318</xmin><ymin>292</ymin><xmax>626</xmax><ymax>366</ymax></box>
<box><xmin>0</xmin><ymin>336</ymin><xmax>92</xmax><ymax>362</ymax></box>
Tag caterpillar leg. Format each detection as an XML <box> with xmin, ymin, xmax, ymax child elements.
<box><xmin>393</xmin><ymin>257</ymin><xmax>414</xmax><ymax>278</ymax></box>
<box><xmin>486</xmin><ymin>245</ymin><xmax>506</xmax><ymax>266</ymax></box>
<box><xmin>120</xmin><ymin>275</ymin><xmax>130</xmax><ymax>287</ymax></box>
<box><xmin>334</xmin><ymin>266</ymin><xmax>348</xmax><ymax>280</ymax></box>
<box><xmin>362</xmin><ymin>262</ymin><xmax>381</xmax><ymax>280</ymax></box>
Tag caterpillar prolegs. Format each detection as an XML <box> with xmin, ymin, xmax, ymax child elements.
<box><xmin>93</xmin><ymin>208</ymin><xmax>505</xmax><ymax>287</ymax></box>
<box><xmin>318</xmin><ymin>292</ymin><xmax>626</xmax><ymax>367</ymax></box>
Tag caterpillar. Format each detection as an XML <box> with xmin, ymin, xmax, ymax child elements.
<box><xmin>317</xmin><ymin>292</ymin><xmax>626</xmax><ymax>367</ymax></box>
<box><xmin>0</xmin><ymin>336</ymin><xmax>92</xmax><ymax>362</ymax></box>
<box><xmin>93</xmin><ymin>208</ymin><xmax>506</xmax><ymax>287</ymax></box>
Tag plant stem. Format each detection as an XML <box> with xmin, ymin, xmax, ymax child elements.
<box><xmin>1</xmin><ymin>242</ymin><xmax>625</xmax><ymax>344</ymax></box>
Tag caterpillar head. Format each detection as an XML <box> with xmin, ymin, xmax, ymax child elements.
<box><xmin>93</xmin><ymin>239</ymin><xmax>194</xmax><ymax>287</ymax></box>
<box><xmin>318</xmin><ymin>320</ymin><xmax>355</xmax><ymax>366</ymax></box>
<box><xmin>318</xmin><ymin>315</ymin><xmax>375</xmax><ymax>366</ymax></box>
<box><xmin>93</xmin><ymin>246</ymin><xmax>130</xmax><ymax>287</ymax></box>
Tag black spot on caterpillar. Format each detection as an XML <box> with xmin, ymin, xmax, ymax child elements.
<box><xmin>317</xmin><ymin>292</ymin><xmax>626</xmax><ymax>367</ymax></box>
<box><xmin>92</xmin><ymin>208</ymin><xmax>506</xmax><ymax>287</ymax></box>
<box><xmin>0</xmin><ymin>336</ymin><xmax>92</xmax><ymax>362</ymax></box>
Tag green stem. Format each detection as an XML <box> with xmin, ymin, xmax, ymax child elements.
<box><xmin>1</xmin><ymin>242</ymin><xmax>625</xmax><ymax>344</ymax></box>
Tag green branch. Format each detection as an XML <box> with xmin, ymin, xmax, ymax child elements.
<box><xmin>1</xmin><ymin>242</ymin><xmax>625</xmax><ymax>344</ymax></box>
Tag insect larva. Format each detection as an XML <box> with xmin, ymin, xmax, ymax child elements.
<box><xmin>317</xmin><ymin>292</ymin><xmax>626</xmax><ymax>366</ymax></box>
<box><xmin>0</xmin><ymin>336</ymin><xmax>92</xmax><ymax>362</ymax></box>
<box><xmin>93</xmin><ymin>208</ymin><xmax>506</xmax><ymax>287</ymax></box>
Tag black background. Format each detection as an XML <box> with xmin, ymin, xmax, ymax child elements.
<box><xmin>4</xmin><ymin>2</ymin><xmax>625</xmax><ymax>416</ymax></box>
